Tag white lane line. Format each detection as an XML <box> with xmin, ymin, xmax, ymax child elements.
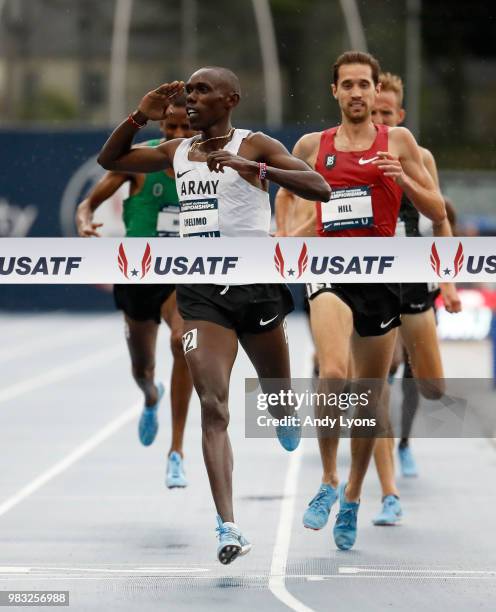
<box><xmin>269</xmin><ymin>441</ymin><xmax>314</xmax><ymax>612</ymax></box>
<box><xmin>0</xmin><ymin>566</ymin><xmax>210</xmax><ymax>575</ymax></box>
<box><xmin>339</xmin><ymin>567</ymin><xmax>496</xmax><ymax>576</ymax></box>
<box><xmin>0</xmin><ymin>401</ymin><xmax>141</xmax><ymax>518</ymax></box>
<box><xmin>0</xmin><ymin>314</ymin><xmax>118</xmax><ymax>364</ymax></box>
<box><xmin>0</xmin><ymin>343</ymin><xmax>123</xmax><ymax>405</ymax></box>
<box><xmin>307</xmin><ymin>575</ymin><xmax>496</xmax><ymax>581</ymax></box>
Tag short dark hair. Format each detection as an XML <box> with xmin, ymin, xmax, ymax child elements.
<box><xmin>333</xmin><ymin>51</ymin><xmax>381</xmax><ymax>86</ymax></box>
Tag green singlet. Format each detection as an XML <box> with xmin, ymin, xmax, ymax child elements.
<box><xmin>122</xmin><ymin>139</ymin><xmax>180</xmax><ymax>237</ymax></box>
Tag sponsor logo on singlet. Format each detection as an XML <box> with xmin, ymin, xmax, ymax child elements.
<box><xmin>180</xmin><ymin>179</ymin><xmax>219</xmax><ymax>197</ymax></box>
<box><xmin>325</xmin><ymin>154</ymin><xmax>336</xmax><ymax>169</ymax></box>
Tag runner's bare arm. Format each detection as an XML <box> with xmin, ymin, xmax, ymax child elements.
<box><xmin>377</xmin><ymin>128</ymin><xmax>446</xmax><ymax>223</ymax></box>
<box><xmin>288</xmin><ymin>204</ymin><xmax>317</xmax><ymax>237</ymax></box>
<box><xmin>274</xmin><ymin>134</ymin><xmax>321</xmax><ymax>235</ymax></box>
<box><xmin>98</xmin><ymin>82</ymin><xmax>184</xmax><ymax>172</ymax></box>
<box><xmin>76</xmin><ymin>172</ymin><xmax>132</xmax><ymax>237</ymax></box>
<box><xmin>207</xmin><ymin>133</ymin><xmax>330</xmax><ymax>201</ymax></box>
<box><xmin>274</xmin><ymin>188</ymin><xmax>293</xmax><ymax>236</ymax></box>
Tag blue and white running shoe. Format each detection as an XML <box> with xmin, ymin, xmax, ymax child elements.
<box><xmin>303</xmin><ymin>484</ymin><xmax>338</xmax><ymax>530</ymax></box>
<box><xmin>138</xmin><ymin>382</ymin><xmax>164</xmax><ymax>446</ymax></box>
<box><xmin>398</xmin><ymin>445</ymin><xmax>418</xmax><ymax>477</ymax></box>
<box><xmin>216</xmin><ymin>515</ymin><xmax>252</xmax><ymax>565</ymax></box>
<box><xmin>276</xmin><ymin>417</ymin><xmax>302</xmax><ymax>452</ymax></box>
<box><xmin>333</xmin><ymin>482</ymin><xmax>360</xmax><ymax>551</ymax></box>
<box><xmin>166</xmin><ymin>451</ymin><xmax>188</xmax><ymax>488</ymax></box>
<box><xmin>372</xmin><ymin>495</ymin><xmax>402</xmax><ymax>526</ymax></box>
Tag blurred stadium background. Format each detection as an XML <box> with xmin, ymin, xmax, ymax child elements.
<box><xmin>0</xmin><ymin>0</ymin><xmax>494</xmax><ymax>352</ymax></box>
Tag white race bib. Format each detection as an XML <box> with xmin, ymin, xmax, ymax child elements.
<box><xmin>157</xmin><ymin>204</ymin><xmax>180</xmax><ymax>237</ymax></box>
<box><xmin>322</xmin><ymin>185</ymin><xmax>373</xmax><ymax>231</ymax></box>
<box><xmin>180</xmin><ymin>199</ymin><xmax>220</xmax><ymax>237</ymax></box>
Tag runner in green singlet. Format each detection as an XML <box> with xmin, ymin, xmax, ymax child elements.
<box><xmin>76</xmin><ymin>97</ymin><xmax>197</xmax><ymax>488</ymax></box>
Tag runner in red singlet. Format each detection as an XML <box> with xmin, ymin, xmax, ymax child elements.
<box><xmin>290</xmin><ymin>51</ymin><xmax>446</xmax><ymax>551</ymax></box>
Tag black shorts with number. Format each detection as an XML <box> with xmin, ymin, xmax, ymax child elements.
<box><xmin>305</xmin><ymin>283</ymin><xmax>401</xmax><ymax>337</ymax></box>
<box><xmin>113</xmin><ymin>284</ymin><xmax>175</xmax><ymax>324</ymax></box>
<box><xmin>400</xmin><ymin>283</ymin><xmax>440</xmax><ymax>315</ymax></box>
<box><xmin>176</xmin><ymin>284</ymin><xmax>294</xmax><ymax>335</ymax></box>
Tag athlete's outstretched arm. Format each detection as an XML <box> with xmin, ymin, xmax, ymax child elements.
<box><xmin>255</xmin><ymin>134</ymin><xmax>330</xmax><ymax>201</ymax></box>
<box><xmin>76</xmin><ymin>172</ymin><xmax>132</xmax><ymax>237</ymax></box>
<box><xmin>98</xmin><ymin>82</ymin><xmax>183</xmax><ymax>172</ymax></box>
<box><xmin>206</xmin><ymin>133</ymin><xmax>330</xmax><ymax>201</ymax></box>
<box><xmin>376</xmin><ymin>128</ymin><xmax>446</xmax><ymax>223</ymax></box>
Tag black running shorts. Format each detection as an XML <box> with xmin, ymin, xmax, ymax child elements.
<box><xmin>400</xmin><ymin>283</ymin><xmax>440</xmax><ymax>315</ymax></box>
<box><xmin>176</xmin><ymin>284</ymin><xmax>294</xmax><ymax>335</ymax></box>
<box><xmin>305</xmin><ymin>283</ymin><xmax>401</xmax><ymax>337</ymax></box>
<box><xmin>113</xmin><ymin>284</ymin><xmax>175</xmax><ymax>323</ymax></box>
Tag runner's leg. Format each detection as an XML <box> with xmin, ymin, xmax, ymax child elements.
<box><xmin>346</xmin><ymin>329</ymin><xmax>398</xmax><ymax>501</ymax></box>
<box><xmin>161</xmin><ymin>292</ymin><xmax>193</xmax><ymax>456</ymax></box>
<box><xmin>310</xmin><ymin>292</ymin><xmax>354</xmax><ymax>488</ymax></box>
<box><xmin>400</xmin><ymin>356</ymin><xmax>418</xmax><ymax>444</ymax></box>
<box><xmin>373</xmin><ymin>381</ymin><xmax>400</xmax><ymax>498</ymax></box>
<box><xmin>401</xmin><ymin>309</ymin><xmax>445</xmax><ymax>399</ymax></box>
<box><xmin>239</xmin><ymin>321</ymin><xmax>291</xmax><ymax>398</ymax></box>
<box><xmin>182</xmin><ymin>320</ymin><xmax>238</xmax><ymax>522</ymax></box>
<box><xmin>124</xmin><ymin>315</ymin><xmax>160</xmax><ymax>406</ymax></box>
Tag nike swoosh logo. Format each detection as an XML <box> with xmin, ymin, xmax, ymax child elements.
<box><xmin>358</xmin><ymin>156</ymin><xmax>379</xmax><ymax>165</ymax></box>
<box><xmin>380</xmin><ymin>316</ymin><xmax>397</xmax><ymax>329</ymax></box>
<box><xmin>177</xmin><ymin>169</ymin><xmax>193</xmax><ymax>179</ymax></box>
<box><xmin>260</xmin><ymin>314</ymin><xmax>279</xmax><ymax>327</ymax></box>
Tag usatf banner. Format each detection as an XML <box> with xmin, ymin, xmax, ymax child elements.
<box><xmin>0</xmin><ymin>237</ymin><xmax>495</xmax><ymax>284</ymax></box>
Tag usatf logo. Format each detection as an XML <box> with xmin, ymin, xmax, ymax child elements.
<box><xmin>430</xmin><ymin>242</ymin><xmax>464</xmax><ymax>278</ymax></box>
<box><xmin>430</xmin><ymin>241</ymin><xmax>496</xmax><ymax>277</ymax></box>
<box><xmin>274</xmin><ymin>242</ymin><xmax>308</xmax><ymax>279</ymax></box>
<box><xmin>0</xmin><ymin>256</ymin><xmax>82</xmax><ymax>275</ymax></box>
<box><xmin>325</xmin><ymin>154</ymin><xmax>336</xmax><ymax>169</ymax></box>
<box><xmin>118</xmin><ymin>243</ymin><xmax>152</xmax><ymax>279</ymax></box>
<box><xmin>117</xmin><ymin>242</ymin><xmax>239</xmax><ymax>278</ymax></box>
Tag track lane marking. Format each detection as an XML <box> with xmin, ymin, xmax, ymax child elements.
<box><xmin>0</xmin><ymin>401</ymin><xmax>140</xmax><ymax>518</ymax></box>
<box><xmin>0</xmin><ymin>343</ymin><xmax>123</xmax><ymax>405</ymax></box>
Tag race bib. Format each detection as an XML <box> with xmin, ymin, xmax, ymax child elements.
<box><xmin>321</xmin><ymin>185</ymin><xmax>373</xmax><ymax>231</ymax></box>
<box><xmin>180</xmin><ymin>198</ymin><xmax>220</xmax><ymax>237</ymax></box>
<box><xmin>157</xmin><ymin>203</ymin><xmax>180</xmax><ymax>237</ymax></box>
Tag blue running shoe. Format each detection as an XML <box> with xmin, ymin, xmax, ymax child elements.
<box><xmin>138</xmin><ymin>382</ymin><xmax>164</xmax><ymax>446</ymax></box>
<box><xmin>333</xmin><ymin>483</ymin><xmax>360</xmax><ymax>551</ymax></box>
<box><xmin>372</xmin><ymin>495</ymin><xmax>402</xmax><ymax>526</ymax></box>
<box><xmin>303</xmin><ymin>484</ymin><xmax>338</xmax><ymax>530</ymax></box>
<box><xmin>215</xmin><ymin>515</ymin><xmax>252</xmax><ymax>565</ymax></box>
<box><xmin>276</xmin><ymin>416</ymin><xmax>302</xmax><ymax>452</ymax></box>
<box><xmin>166</xmin><ymin>451</ymin><xmax>188</xmax><ymax>488</ymax></box>
<box><xmin>398</xmin><ymin>445</ymin><xmax>418</xmax><ymax>477</ymax></box>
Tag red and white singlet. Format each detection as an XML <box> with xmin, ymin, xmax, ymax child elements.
<box><xmin>315</xmin><ymin>124</ymin><xmax>403</xmax><ymax>237</ymax></box>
